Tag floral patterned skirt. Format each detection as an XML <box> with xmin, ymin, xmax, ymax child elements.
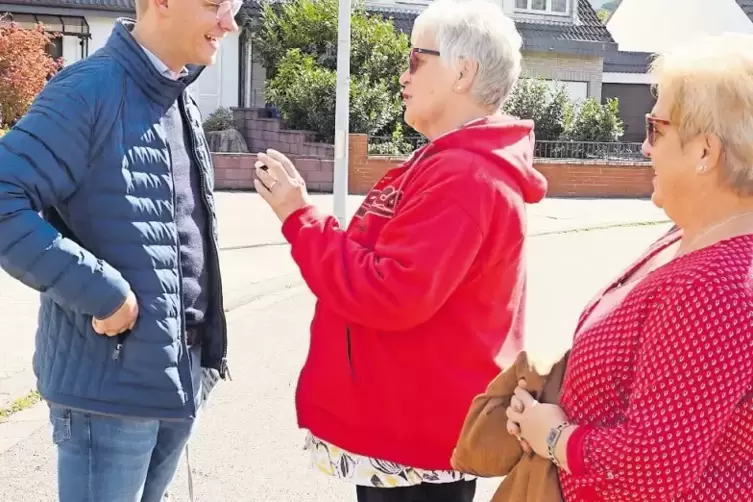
<box><xmin>304</xmin><ymin>433</ymin><xmax>475</xmax><ymax>488</ymax></box>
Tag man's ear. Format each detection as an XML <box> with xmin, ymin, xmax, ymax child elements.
<box><xmin>151</xmin><ymin>0</ymin><xmax>171</xmax><ymax>15</ymax></box>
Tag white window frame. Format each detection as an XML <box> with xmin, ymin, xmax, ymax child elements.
<box><xmin>523</xmin><ymin>78</ymin><xmax>589</xmax><ymax>102</ymax></box>
<box><xmin>515</xmin><ymin>0</ymin><xmax>570</xmax><ymax>16</ymax></box>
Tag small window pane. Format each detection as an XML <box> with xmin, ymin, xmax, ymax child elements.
<box><xmin>47</xmin><ymin>37</ymin><xmax>63</xmax><ymax>60</ymax></box>
<box><xmin>551</xmin><ymin>0</ymin><xmax>567</xmax><ymax>12</ymax></box>
<box><xmin>516</xmin><ymin>0</ymin><xmax>528</xmax><ymax>8</ymax></box>
<box><xmin>531</xmin><ymin>0</ymin><xmax>546</xmax><ymax>10</ymax></box>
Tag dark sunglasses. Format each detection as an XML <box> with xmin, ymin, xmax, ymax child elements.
<box><xmin>408</xmin><ymin>47</ymin><xmax>441</xmax><ymax>74</ymax></box>
<box><xmin>645</xmin><ymin>114</ymin><xmax>671</xmax><ymax>146</ymax></box>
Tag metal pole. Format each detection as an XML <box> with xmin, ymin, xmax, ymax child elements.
<box><xmin>332</xmin><ymin>0</ymin><xmax>351</xmax><ymax>227</ymax></box>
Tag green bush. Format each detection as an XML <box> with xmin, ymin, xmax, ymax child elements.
<box><xmin>565</xmin><ymin>97</ymin><xmax>624</xmax><ymax>142</ymax></box>
<box><xmin>266</xmin><ymin>49</ymin><xmax>400</xmax><ymax>143</ymax></box>
<box><xmin>252</xmin><ymin>0</ymin><xmax>411</xmax><ymax>142</ymax></box>
<box><xmin>202</xmin><ymin>107</ymin><xmax>235</xmax><ymax>132</ymax></box>
<box><xmin>502</xmin><ymin>78</ymin><xmax>623</xmax><ymax>143</ymax></box>
<box><xmin>502</xmin><ymin>78</ymin><xmax>571</xmax><ymax>141</ymax></box>
<box><xmin>367</xmin><ymin>123</ymin><xmax>416</xmax><ymax>156</ymax></box>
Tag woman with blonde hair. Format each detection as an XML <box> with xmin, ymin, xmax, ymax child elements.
<box><xmin>507</xmin><ymin>33</ymin><xmax>753</xmax><ymax>502</ymax></box>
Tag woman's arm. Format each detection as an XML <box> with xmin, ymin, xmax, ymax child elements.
<box><xmin>564</xmin><ymin>272</ymin><xmax>753</xmax><ymax>502</ymax></box>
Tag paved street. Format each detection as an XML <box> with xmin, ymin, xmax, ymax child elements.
<box><xmin>0</xmin><ymin>190</ymin><xmax>672</xmax><ymax>500</ymax></box>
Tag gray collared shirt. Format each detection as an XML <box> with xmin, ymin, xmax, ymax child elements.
<box><xmin>140</xmin><ymin>45</ymin><xmax>188</xmax><ymax>80</ymax></box>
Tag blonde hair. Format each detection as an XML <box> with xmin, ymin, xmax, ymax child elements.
<box><xmin>650</xmin><ymin>34</ymin><xmax>753</xmax><ymax>193</ymax></box>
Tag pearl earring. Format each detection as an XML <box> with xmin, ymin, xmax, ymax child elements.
<box><xmin>696</xmin><ymin>165</ymin><xmax>709</xmax><ymax>174</ymax></box>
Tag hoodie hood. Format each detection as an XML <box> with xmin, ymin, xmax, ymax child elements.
<box><xmin>427</xmin><ymin>114</ymin><xmax>547</xmax><ymax>204</ymax></box>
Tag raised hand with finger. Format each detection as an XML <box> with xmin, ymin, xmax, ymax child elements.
<box><xmin>254</xmin><ymin>149</ymin><xmax>313</xmax><ymax>222</ymax></box>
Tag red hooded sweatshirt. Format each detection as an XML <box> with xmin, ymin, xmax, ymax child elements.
<box><xmin>281</xmin><ymin>115</ymin><xmax>547</xmax><ymax>470</ymax></box>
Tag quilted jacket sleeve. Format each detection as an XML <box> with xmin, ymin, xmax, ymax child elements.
<box><xmin>0</xmin><ymin>66</ymin><xmax>130</xmax><ymax>319</ymax></box>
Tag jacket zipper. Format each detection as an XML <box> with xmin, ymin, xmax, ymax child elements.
<box><xmin>167</xmin><ymin>137</ymin><xmax>197</xmax><ymax>416</ymax></box>
<box><xmin>178</xmin><ymin>96</ymin><xmax>230</xmax><ymax>380</ymax></box>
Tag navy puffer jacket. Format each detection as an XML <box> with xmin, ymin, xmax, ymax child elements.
<box><xmin>0</xmin><ymin>19</ymin><xmax>228</xmax><ymax>419</ymax></box>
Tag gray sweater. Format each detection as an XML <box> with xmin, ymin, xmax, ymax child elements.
<box><xmin>163</xmin><ymin>99</ymin><xmax>210</xmax><ymax>326</ymax></box>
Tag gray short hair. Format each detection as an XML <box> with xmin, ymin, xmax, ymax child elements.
<box><xmin>413</xmin><ymin>0</ymin><xmax>523</xmax><ymax>109</ymax></box>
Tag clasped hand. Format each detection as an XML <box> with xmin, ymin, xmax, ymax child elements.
<box><xmin>505</xmin><ymin>380</ymin><xmax>569</xmax><ymax>459</ymax></box>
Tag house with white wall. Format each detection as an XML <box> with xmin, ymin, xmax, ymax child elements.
<box><xmin>1</xmin><ymin>0</ymin><xmax>255</xmax><ymax>119</ymax></box>
<box><xmin>366</xmin><ymin>0</ymin><xmax>617</xmax><ymax>103</ymax></box>
<box><xmin>601</xmin><ymin>0</ymin><xmax>753</xmax><ymax>140</ymax></box>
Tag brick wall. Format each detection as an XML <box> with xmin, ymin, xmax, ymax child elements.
<box><xmin>534</xmin><ymin>160</ymin><xmax>654</xmax><ymax>197</ymax></box>
<box><xmin>212</xmin><ymin>153</ymin><xmax>334</xmax><ymax>191</ymax></box>
<box><xmin>212</xmin><ymin>133</ymin><xmax>654</xmax><ymax>198</ymax></box>
<box><xmin>348</xmin><ymin>134</ymin><xmax>406</xmax><ymax>194</ymax></box>
<box><xmin>521</xmin><ymin>51</ymin><xmax>604</xmax><ymax>101</ymax></box>
<box><xmin>347</xmin><ymin>134</ymin><xmax>654</xmax><ymax>198</ymax></box>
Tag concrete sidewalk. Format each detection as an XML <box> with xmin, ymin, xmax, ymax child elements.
<box><xmin>0</xmin><ymin>222</ymin><xmax>673</xmax><ymax>501</ymax></box>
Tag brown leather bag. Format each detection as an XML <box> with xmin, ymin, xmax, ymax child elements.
<box><xmin>451</xmin><ymin>350</ymin><xmax>570</xmax><ymax>502</ymax></box>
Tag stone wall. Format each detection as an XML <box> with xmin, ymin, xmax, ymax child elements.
<box><xmin>231</xmin><ymin>108</ymin><xmax>335</xmax><ymax>159</ymax></box>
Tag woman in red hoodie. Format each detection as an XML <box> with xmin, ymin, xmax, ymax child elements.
<box><xmin>254</xmin><ymin>0</ymin><xmax>547</xmax><ymax>500</ymax></box>
<box><xmin>507</xmin><ymin>34</ymin><xmax>753</xmax><ymax>502</ymax></box>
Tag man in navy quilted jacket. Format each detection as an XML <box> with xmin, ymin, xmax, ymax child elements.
<box><xmin>0</xmin><ymin>1</ymin><xmax>239</xmax><ymax>500</ymax></box>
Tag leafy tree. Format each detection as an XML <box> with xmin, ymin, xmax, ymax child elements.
<box><xmin>250</xmin><ymin>0</ymin><xmax>410</xmax><ymax>143</ymax></box>
<box><xmin>0</xmin><ymin>18</ymin><xmax>61</xmax><ymax>127</ymax></box>
<box><xmin>597</xmin><ymin>0</ymin><xmax>622</xmax><ymax>22</ymax></box>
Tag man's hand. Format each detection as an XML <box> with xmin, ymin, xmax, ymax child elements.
<box><xmin>254</xmin><ymin>149</ymin><xmax>313</xmax><ymax>222</ymax></box>
<box><xmin>92</xmin><ymin>290</ymin><xmax>138</xmax><ymax>337</ymax></box>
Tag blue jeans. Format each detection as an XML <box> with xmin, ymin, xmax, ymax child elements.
<box><xmin>49</xmin><ymin>346</ymin><xmax>202</xmax><ymax>502</ymax></box>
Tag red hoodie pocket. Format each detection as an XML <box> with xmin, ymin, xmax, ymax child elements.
<box><xmin>302</xmin><ymin>306</ymin><xmax>356</xmax><ymax>388</ymax></box>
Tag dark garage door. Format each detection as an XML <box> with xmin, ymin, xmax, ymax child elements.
<box><xmin>602</xmin><ymin>83</ymin><xmax>656</xmax><ymax>143</ymax></box>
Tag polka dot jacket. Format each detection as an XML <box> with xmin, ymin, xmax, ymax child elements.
<box><xmin>559</xmin><ymin>229</ymin><xmax>753</xmax><ymax>502</ymax></box>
